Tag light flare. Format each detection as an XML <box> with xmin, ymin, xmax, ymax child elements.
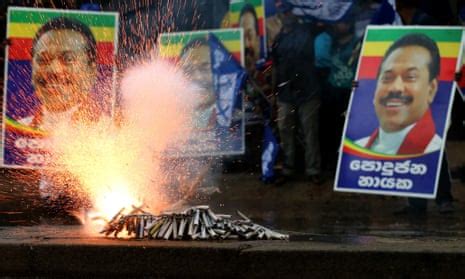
<box><xmin>44</xmin><ymin>59</ymin><xmax>198</xmax><ymax>233</ymax></box>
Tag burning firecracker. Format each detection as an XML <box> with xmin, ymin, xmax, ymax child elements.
<box><xmin>100</xmin><ymin>205</ymin><xmax>289</xmax><ymax>241</ymax></box>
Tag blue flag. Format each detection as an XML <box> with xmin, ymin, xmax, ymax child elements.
<box><xmin>80</xmin><ymin>3</ymin><xmax>101</xmax><ymax>11</ymax></box>
<box><xmin>370</xmin><ymin>0</ymin><xmax>403</xmax><ymax>25</ymax></box>
<box><xmin>261</xmin><ymin>121</ymin><xmax>279</xmax><ymax>183</ymax></box>
<box><xmin>282</xmin><ymin>0</ymin><xmax>354</xmax><ymax>22</ymax></box>
<box><xmin>208</xmin><ymin>33</ymin><xmax>246</xmax><ymax>128</ymax></box>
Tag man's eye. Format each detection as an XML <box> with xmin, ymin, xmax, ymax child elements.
<box><xmin>381</xmin><ymin>74</ymin><xmax>393</xmax><ymax>82</ymax></box>
<box><xmin>182</xmin><ymin>65</ymin><xmax>194</xmax><ymax>74</ymax></box>
<box><xmin>404</xmin><ymin>72</ymin><xmax>418</xmax><ymax>81</ymax></box>
<box><xmin>183</xmin><ymin>64</ymin><xmax>210</xmax><ymax>75</ymax></box>
<box><xmin>35</xmin><ymin>54</ymin><xmax>51</xmax><ymax>65</ymax></box>
<box><xmin>198</xmin><ymin>64</ymin><xmax>210</xmax><ymax>73</ymax></box>
<box><xmin>61</xmin><ymin>52</ymin><xmax>76</xmax><ymax>64</ymax></box>
<box><xmin>405</xmin><ymin>75</ymin><xmax>417</xmax><ymax>81</ymax></box>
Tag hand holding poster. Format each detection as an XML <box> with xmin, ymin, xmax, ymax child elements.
<box><xmin>159</xmin><ymin>29</ymin><xmax>246</xmax><ymax>157</ymax></box>
<box><xmin>335</xmin><ymin>26</ymin><xmax>464</xmax><ymax>198</ymax></box>
<box><xmin>2</xmin><ymin>7</ymin><xmax>118</xmax><ymax>168</ymax></box>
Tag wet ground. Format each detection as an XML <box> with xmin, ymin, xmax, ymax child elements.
<box><xmin>1</xmin><ymin>141</ymin><xmax>465</xmax><ymax>238</ymax></box>
<box><xmin>204</xmin><ymin>140</ymin><xmax>465</xmax><ymax>238</ymax></box>
<box><xmin>1</xmin><ymin>142</ymin><xmax>465</xmax><ymax>276</ymax></box>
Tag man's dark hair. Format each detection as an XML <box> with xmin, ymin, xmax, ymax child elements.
<box><xmin>379</xmin><ymin>33</ymin><xmax>440</xmax><ymax>81</ymax></box>
<box><xmin>32</xmin><ymin>16</ymin><xmax>97</xmax><ymax>64</ymax></box>
<box><xmin>239</xmin><ymin>3</ymin><xmax>259</xmax><ymax>34</ymax></box>
<box><xmin>180</xmin><ymin>37</ymin><xmax>209</xmax><ymax>58</ymax></box>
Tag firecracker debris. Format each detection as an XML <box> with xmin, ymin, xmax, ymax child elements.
<box><xmin>100</xmin><ymin>205</ymin><xmax>289</xmax><ymax>240</ymax></box>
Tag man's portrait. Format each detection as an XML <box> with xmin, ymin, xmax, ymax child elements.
<box><xmin>24</xmin><ymin>16</ymin><xmax>98</xmax><ymax>130</ymax></box>
<box><xmin>179</xmin><ymin>37</ymin><xmax>217</xmax><ymax>130</ymax></box>
<box><xmin>159</xmin><ymin>29</ymin><xmax>245</xmax><ymax>156</ymax></box>
<box><xmin>228</xmin><ymin>0</ymin><xmax>265</xmax><ymax>72</ymax></box>
<box><xmin>336</xmin><ymin>26</ymin><xmax>463</xmax><ymax>197</ymax></box>
<box><xmin>3</xmin><ymin>8</ymin><xmax>118</xmax><ymax>167</ymax></box>
<box><xmin>355</xmin><ymin>33</ymin><xmax>442</xmax><ymax>155</ymax></box>
<box><xmin>239</xmin><ymin>3</ymin><xmax>260</xmax><ymax>73</ymax></box>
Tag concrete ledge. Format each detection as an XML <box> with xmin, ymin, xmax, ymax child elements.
<box><xmin>1</xmin><ymin>226</ymin><xmax>465</xmax><ymax>277</ymax></box>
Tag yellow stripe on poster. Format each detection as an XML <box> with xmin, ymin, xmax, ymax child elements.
<box><xmin>229</xmin><ymin>9</ymin><xmax>265</xmax><ymax>23</ymax></box>
<box><xmin>362</xmin><ymin>41</ymin><xmax>461</xmax><ymax>58</ymax></box>
<box><xmin>8</xmin><ymin>23</ymin><xmax>115</xmax><ymax>42</ymax></box>
<box><xmin>159</xmin><ymin>41</ymin><xmax>242</xmax><ymax>58</ymax></box>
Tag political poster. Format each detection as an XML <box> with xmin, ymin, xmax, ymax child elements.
<box><xmin>456</xmin><ymin>43</ymin><xmax>465</xmax><ymax>101</ymax></box>
<box><xmin>229</xmin><ymin>0</ymin><xmax>266</xmax><ymax>70</ymax></box>
<box><xmin>335</xmin><ymin>26</ymin><xmax>464</xmax><ymax>198</ymax></box>
<box><xmin>2</xmin><ymin>7</ymin><xmax>119</xmax><ymax>168</ymax></box>
<box><xmin>158</xmin><ymin>29</ymin><xmax>246</xmax><ymax>157</ymax></box>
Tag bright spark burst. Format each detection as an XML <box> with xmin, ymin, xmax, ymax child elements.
<box><xmin>45</xmin><ymin>59</ymin><xmax>198</xmax><ymax>231</ymax></box>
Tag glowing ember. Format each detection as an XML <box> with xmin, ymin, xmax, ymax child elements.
<box><xmin>92</xmin><ymin>181</ymin><xmax>140</xmax><ymax>219</ymax></box>
<box><xmin>43</xmin><ymin>59</ymin><xmax>199</xmax><ymax>230</ymax></box>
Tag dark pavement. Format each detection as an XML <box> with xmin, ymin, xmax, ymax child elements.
<box><xmin>206</xmin><ymin>141</ymin><xmax>465</xmax><ymax>237</ymax></box>
<box><xmin>1</xmin><ymin>225</ymin><xmax>465</xmax><ymax>277</ymax></box>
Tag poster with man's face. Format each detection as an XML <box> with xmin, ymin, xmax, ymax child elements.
<box><xmin>158</xmin><ymin>28</ymin><xmax>245</xmax><ymax>157</ymax></box>
<box><xmin>335</xmin><ymin>26</ymin><xmax>464</xmax><ymax>199</ymax></box>
<box><xmin>2</xmin><ymin>7</ymin><xmax>119</xmax><ymax>168</ymax></box>
<box><xmin>229</xmin><ymin>0</ymin><xmax>265</xmax><ymax>72</ymax></box>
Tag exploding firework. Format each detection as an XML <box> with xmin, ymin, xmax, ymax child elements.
<box><xmin>43</xmin><ymin>59</ymin><xmax>207</xmax><ymax>231</ymax></box>
<box><xmin>2</xmin><ymin>2</ymin><xmax>216</xmax><ymax>227</ymax></box>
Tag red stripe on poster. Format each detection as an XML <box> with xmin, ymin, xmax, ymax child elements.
<box><xmin>8</xmin><ymin>38</ymin><xmax>32</xmax><ymax>60</ymax></box>
<box><xmin>358</xmin><ymin>56</ymin><xmax>458</xmax><ymax>81</ymax></box>
<box><xmin>96</xmin><ymin>43</ymin><xmax>114</xmax><ymax>65</ymax></box>
<box><xmin>7</xmin><ymin>38</ymin><xmax>114</xmax><ymax>65</ymax></box>
<box><xmin>163</xmin><ymin>52</ymin><xmax>242</xmax><ymax>66</ymax></box>
<box><xmin>258</xmin><ymin>18</ymin><xmax>264</xmax><ymax>37</ymax></box>
<box><xmin>232</xmin><ymin>52</ymin><xmax>242</xmax><ymax>64</ymax></box>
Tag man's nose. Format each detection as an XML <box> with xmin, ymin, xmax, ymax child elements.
<box><xmin>191</xmin><ymin>69</ymin><xmax>202</xmax><ymax>81</ymax></box>
<box><xmin>389</xmin><ymin>76</ymin><xmax>405</xmax><ymax>92</ymax></box>
<box><xmin>46</xmin><ymin>57</ymin><xmax>66</xmax><ymax>73</ymax></box>
<box><xmin>245</xmin><ymin>37</ymin><xmax>252</xmax><ymax>48</ymax></box>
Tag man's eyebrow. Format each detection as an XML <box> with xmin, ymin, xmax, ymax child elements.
<box><xmin>35</xmin><ymin>48</ymin><xmax>84</xmax><ymax>55</ymax></box>
<box><xmin>60</xmin><ymin>50</ymin><xmax>79</xmax><ymax>54</ymax></box>
<box><xmin>381</xmin><ymin>66</ymin><xmax>420</xmax><ymax>74</ymax></box>
<box><xmin>380</xmin><ymin>69</ymin><xmax>393</xmax><ymax>75</ymax></box>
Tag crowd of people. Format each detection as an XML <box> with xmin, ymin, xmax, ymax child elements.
<box><xmin>234</xmin><ymin>0</ymin><xmax>465</xmax><ymax>215</ymax></box>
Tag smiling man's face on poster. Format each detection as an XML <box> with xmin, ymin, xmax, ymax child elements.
<box><xmin>32</xmin><ymin>28</ymin><xmax>97</xmax><ymax>113</ymax></box>
<box><xmin>2</xmin><ymin>8</ymin><xmax>118</xmax><ymax>168</ymax></box>
<box><xmin>374</xmin><ymin>45</ymin><xmax>438</xmax><ymax>133</ymax></box>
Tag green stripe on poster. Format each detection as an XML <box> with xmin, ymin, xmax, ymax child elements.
<box><xmin>160</xmin><ymin>31</ymin><xmax>241</xmax><ymax>45</ymax></box>
<box><xmin>10</xmin><ymin>9</ymin><xmax>116</xmax><ymax>27</ymax></box>
<box><xmin>366</xmin><ymin>29</ymin><xmax>462</xmax><ymax>42</ymax></box>
<box><xmin>230</xmin><ymin>0</ymin><xmax>262</xmax><ymax>12</ymax></box>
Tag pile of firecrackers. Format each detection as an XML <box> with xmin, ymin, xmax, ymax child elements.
<box><xmin>100</xmin><ymin>205</ymin><xmax>289</xmax><ymax>241</ymax></box>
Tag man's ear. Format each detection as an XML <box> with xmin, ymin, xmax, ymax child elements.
<box><xmin>428</xmin><ymin>78</ymin><xmax>438</xmax><ymax>104</ymax></box>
